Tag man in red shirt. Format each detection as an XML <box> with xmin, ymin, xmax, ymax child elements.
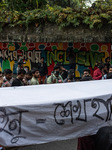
<box><xmin>93</xmin><ymin>63</ymin><xmax>107</xmax><ymax>80</ymax></box>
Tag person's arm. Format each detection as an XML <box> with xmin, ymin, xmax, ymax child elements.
<box><xmin>0</xmin><ymin>79</ymin><xmax>3</xmax><ymax>87</ymax></box>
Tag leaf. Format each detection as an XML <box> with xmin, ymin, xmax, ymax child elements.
<box><xmin>100</xmin><ymin>13</ymin><xmax>110</xmax><ymax>19</ymax></box>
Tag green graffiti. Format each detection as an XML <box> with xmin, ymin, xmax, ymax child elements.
<box><xmin>90</xmin><ymin>51</ymin><xmax>99</xmax><ymax>68</ymax></box>
<box><xmin>85</xmin><ymin>52</ymin><xmax>90</xmax><ymax>66</ymax></box>
<box><xmin>20</xmin><ymin>43</ymin><xmax>28</xmax><ymax>51</ymax></box>
<box><xmin>2</xmin><ymin>60</ymin><xmax>10</xmax><ymax>71</ymax></box>
<box><xmin>52</xmin><ymin>46</ymin><xmax>57</xmax><ymax>51</ymax></box>
<box><xmin>49</xmin><ymin>51</ymin><xmax>56</xmax><ymax>64</ymax></box>
<box><xmin>77</xmin><ymin>51</ymin><xmax>86</xmax><ymax>65</ymax></box>
<box><xmin>91</xmin><ymin>44</ymin><xmax>99</xmax><ymax>51</ymax></box>
<box><xmin>47</xmin><ymin>50</ymin><xmax>69</xmax><ymax>66</ymax></box>
<box><xmin>77</xmin><ymin>51</ymin><xmax>104</xmax><ymax>69</ymax></box>
<box><xmin>47</xmin><ymin>49</ymin><xmax>105</xmax><ymax>69</ymax></box>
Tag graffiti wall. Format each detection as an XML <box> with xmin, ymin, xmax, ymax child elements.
<box><xmin>0</xmin><ymin>42</ymin><xmax>111</xmax><ymax>77</ymax></box>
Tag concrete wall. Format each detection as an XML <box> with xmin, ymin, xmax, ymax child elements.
<box><xmin>0</xmin><ymin>23</ymin><xmax>112</xmax><ymax>43</ymax></box>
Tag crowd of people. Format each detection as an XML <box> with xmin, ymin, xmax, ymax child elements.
<box><xmin>0</xmin><ymin>56</ymin><xmax>111</xmax><ymax>88</ymax></box>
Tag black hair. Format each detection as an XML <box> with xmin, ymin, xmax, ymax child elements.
<box><xmin>26</xmin><ymin>71</ymin><xmax>32</xmax><ymax>76</ymax></box>
<box><xmin>24</xmin><ymin>66</ymin><xmax>29</xmax><ymax>69</ymax></box>
<box><xmin>107</xmin><ymin>72</ymin><xmax>112</xmax><ymax>79</ymax></box>
<box><xmin>4</xmin><ymin>69</ymin><xmax>12</xmax><ymax>75</ymax></box>
<box><xmin>105</xmin><ymin>57</ymin><xmax>110</xmax><ymax>63</ymax></box>
<box><xmin>83</xmin><ymin>69</ymin><xmax>91</xmax><ymax>74</ymax></box>
<box><xmin>0</xmin><ymin>71</ymin><xmax>2</xmax><ymax>74</ymax></box>
<box><xmin>31</xmin><ymin>68</ymin><xmax>39</xmax><ymax>74</ymax></box>
<box><xmin>53</xmin><ymin>65</ymin><xmax>60</xmax><ymax>71</ymax></box>
<box><xmin>98</xmin><ymin>63</ymin><xmax>105</xmax><ymax>70</ymax></box>
<box><xmin>18</xmin><ymin>69</ymin><xmax>26</xmax><ymax>75</ymax></box>
<box><xmin>40</xmin><ymin>57</ymin><xmax>44</xmax><ymax>59</ymax></box>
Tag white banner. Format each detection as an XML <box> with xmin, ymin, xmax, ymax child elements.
<box><xmin>0</xmin><ymin>79</ymin><xmax>112</xmax><ymax>147</ymax></box>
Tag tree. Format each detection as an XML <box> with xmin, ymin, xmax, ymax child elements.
<box><xmin>1</xmin><ymin>0</ymin><xmax>47</xmax><ymax>12</ymax></box>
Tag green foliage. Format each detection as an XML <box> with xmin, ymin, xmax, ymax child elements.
<box><xmin>2</xmin><ymin>0</ymin><xmax>47</xmax><ymax>12</ymax></box>
<box><xmin>0</xmin><ymin>0</ymin><xmax>112</xmax><ymax>31</ymax></box>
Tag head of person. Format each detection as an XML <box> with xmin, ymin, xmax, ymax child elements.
<box><xmin>31</xmin><ymin>68</ymin><xmax>40</xmax><ymax>78</ymax></box>
<box><xmin>40</xmin><ymin>57</ymin><xmax>44</xmax><ymax>63</ymax></box>
<box><xmin>99</xmin><ymin>63</ymin><xmax>108</xmax><ymax>74</ymax></box>
<box><xmin>53</xmin><ymin>66</ymin><xmax>60</xmax><ymax>78</ymax></box>
<box><xmin>4</xmin><ymin>69</ymin><xmax>12</xmax><ymax>81</ymax></box>
<box><xmin>82</xmin><ymin>69</ymin><xmax>91</xmax><ymax>77</ymax></box>
<box><xmin>105</xmin><ymin>57</ymin><xmax>110</xmax><ymax>64</ymax></box>
<box><xmin>17</xmin><ymin>69</ymin><xmax>26</xmax><ymax>81</ymax></box>
<box><xmin>68</xmin><ymin>69</ymin><xmax>74</xmax><ymax>80</ymax></box>
<box><xmin>107</xmin><ymin>72</ymin><xmax>112</xmax><ymax>79</ymax></box>
<box><xmin>25</xmin><ymin>71</ymin><xmax>32</xmax><ymax>80</ymax></box>
<box><xmin>17</xmin><ymin>59</ymin><xmax>26</xmax><ymax>68</ymax></box>
<box><xmin>109</xmin><ymin>65</ymin><xmax>112</xmax><ymax>73</ymax></box>
<box><xmin>24</xmin><ymin>66</ymin><xmax>29</xmax><ymax>73</ymax></box>
<box><xmin>98</xmin><ymin>63</ymin><xmax>105</xmax><ymax>70</ymax></box>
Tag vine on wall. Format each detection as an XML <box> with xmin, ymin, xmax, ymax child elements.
<box><xmin>0</xmin><ymin>2</ymin><xmax>112</xmax><ymax>32</ymax></box>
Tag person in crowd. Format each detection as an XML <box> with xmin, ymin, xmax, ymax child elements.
<box><xmin>23</xmin><ymin>71</ymin><xmax>32</xmax><ymax>85</ymax></box>
<box><xmin>82</xmin><ymin>69</ymin><xmax>91</xmax><ymax>78</ymax></box>
<box><xmin>105</xmin><ymin>57</ymin><xmax>110</xmax><ymax>72</ymax></box>
<box><xmin>106</xmin><ymin>72</ymin><xmax>112</xmax><ymax>79</ymax></box>
<box><xmin>102</xmin><ymin>65</ymin><xmax>112</xmax><ymax>79</ymax></box>
<box><xmin>47</xmin><ymin>65</ymin><xmax>63</xmax><ymax>84</ymax></box>
<box><xmin>56</xmin><ymin>62</ymin><xmax>68</xmax><ymax>80</ymax></box>
<box><xmin>95</xmin><ymin>126</ymin><xmax>112</xmax><ymax>150</ymax></box>
<box><xmin>17</xmin><ymin>58</ymin><xmax>26</xmax><ymax>73</ymax></box>
<box><xmin>93</xmin><ymin>63</ymin><xmax>107</xmax><ymax>80</ymax></box>
<box><xmin>2</xmin><ymin>69</ymin><xmax>13</xmax><ymax>87</ymax></box>
<box><xmin>108</xmin><ymin>65</ymin><xmax>112</xmax><ymax>73</ymax></box>
<box><xmin>80</xmin><ymin>69</ymin><xmax>93</xmax><ymax>81</ymax></box>
<box><xmin>30</xmin><ymin>68</ymin><xmax>40</xmax><ymax>85</ymax></box>
<box><xmin>64</xmin><ymin>69</ymin><xmax>75</xmax><ymax>82</ymax></box>
<box><xmin>103</xmin><ymin>65</ymin><xmax>112</xmax><ymax>79</ymax></box>
<box><xmin>24</xmin><ymin>66</ymin><xmax>29</xmax><ymax>73</ymax></box>
<box><xmin>11</xmin><ymin>69</ymin><xmax>26</xmax><ymax>86</ymax></box>
<box><xmin>37</xmin><ymin>57</ymin><xmax>48</xmax><ymax>84</ymax></box>
<box><xmin>0</xmin><ymin>71</ymin><xmax>3</xmax><ymax>87</ymax></box>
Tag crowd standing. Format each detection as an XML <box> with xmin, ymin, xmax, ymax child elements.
<box><xmin>0</xmin><ymin>59</ymin><xmax>111</xmax><ymax>88</ymax></box>
<box><xmin>0</xmin><ymin>57</ymin><xmax>112</xmax><ymax>150</ymax></box>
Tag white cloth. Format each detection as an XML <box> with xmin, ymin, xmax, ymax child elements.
<box><xmin>0</xmin><ymin>80</ymin><xmax>112</xmax><ymax>147</ymax></box>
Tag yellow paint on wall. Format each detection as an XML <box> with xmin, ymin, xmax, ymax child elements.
<box><xmin>9</xmin><ymin>46</ymin><xmax>15</xmax><ymax>51</ymax></box>
<box><xmin>75</xmin><ymin>65</ymin><xmax>80</xmax><ymax>77</ymax></box>
<box><xmin>57</xmin><ymin>43</ymin><xmax>63</xmax><ymax>50</ymax></box>
<box><xmin>24</xmin><ymin>60</ymin><xmax>31</xmax><ymax>70</ymax></box>
<box><xmin>10</xmin><ymin>60</ymin><xmax>15</xmax><ymax>71</ymax></box>
<box><xmin>101</xmin><ymin>45</ymin><xmax>109</xmax><ymax>62</ymax></box>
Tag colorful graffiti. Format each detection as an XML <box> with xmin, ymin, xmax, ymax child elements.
<box><xmin>0</xmin><ymin>42</ymin><xmax>111</xmax><ymax>77</ymax></box>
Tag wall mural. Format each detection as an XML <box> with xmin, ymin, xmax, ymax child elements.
<box><xmin>0</xmin><ymin>42</ymin><xmax>111</xmax><ymax>77</ymax></box>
